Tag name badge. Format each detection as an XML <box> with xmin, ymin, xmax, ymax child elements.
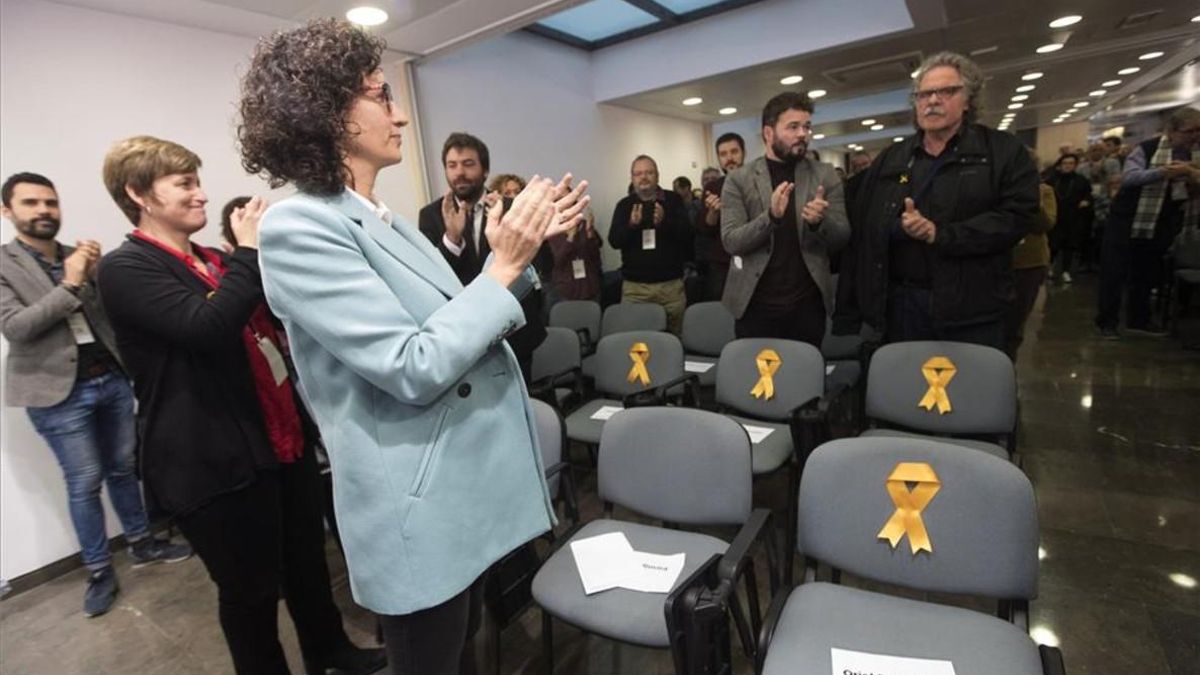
<box><xmin>66</xmin><ymin>312</ymin><xmax>95</xmax><ymax>345</ymax></box>
<box><xmin>572</xmin><ymin>259</ymin><xmax>587</xmax><ymax>280</ymax></box>
<box><xmin>642</xmin><ymin>229</ymin><xmax>656</xmax><ymax>250</ymax></box>
<box><xmin>255</xmin><ymin>334</ymin><xmax>289</xmax><ymax>386</ymax></box>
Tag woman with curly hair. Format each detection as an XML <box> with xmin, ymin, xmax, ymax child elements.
<box><xmin>238</xmin><ymin>19</ymin><xmax>588</xmax><ymax>674</ymax></box>
<box><xmin>487</xmin><ymin>173</ymin><xmax>526</xmax><ymax>198</ymax></box>
<box><xmin>95</xmin><ymin>136</ymin><xmax>384</xmax><ymax>675</ymax></box>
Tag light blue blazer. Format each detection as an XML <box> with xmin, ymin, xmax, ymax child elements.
<box><xmin>258</xmin><ymin>189</ymin><xmax>554</xmax><ymax>615</ymax></box>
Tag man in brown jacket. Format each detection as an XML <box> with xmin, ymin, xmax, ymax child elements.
<box><xmin>1004</xmin><ymin>155</ymin><xmax>1058</xmax><ymax>359</ymax></box>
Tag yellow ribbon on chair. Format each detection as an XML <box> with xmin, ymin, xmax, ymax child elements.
<box><xmin>749</xmin><ymin>349</ymin><xmax>781</xmax><ymax>401</ymax></box>
<box><xmin>626</xmin><ymin>342</ymin><xmax>651</xmax><ymax>387</ymax></box>
<box><xmin>877</xmin><ymin>462</ymin><xmax>941</xmax><ymax>554</ymax></box>
<box><xmin>917</xmin><ymin>356</ymin><xmax>956</xmax><ymax>415</ymax></box>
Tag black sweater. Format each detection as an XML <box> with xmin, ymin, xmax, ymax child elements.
<box><xmin>608</xmin><ymin>190</ymin><xmax>692</xmax><ymax>283</ymax></box>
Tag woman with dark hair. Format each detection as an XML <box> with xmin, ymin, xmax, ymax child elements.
<box><xmin>237</xmin><ymin>19</ymin><xmax>588</xmax><ymax>674</ymax></box>
<box><xmin>1045</xmin><ymin>153</ymin><xmax>1093</xmax><ymax>283</ymax></box>
<box><xmin>96</xmin><ymin>136</ymin><xmax>384</xmax><ymax>675</ymax></box>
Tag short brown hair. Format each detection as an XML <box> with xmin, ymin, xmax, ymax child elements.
<box><xmin>102</xmin><ymin>136</ymin><xmax>201</xmax><ymax>225</ymax></box>
<box><xmin>488</xmin><ymin>173</ymin><xmax>525</xmax><ymax>193</ymax></box>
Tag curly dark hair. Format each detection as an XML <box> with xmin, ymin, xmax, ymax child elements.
<box><xmin>238</xmin><ymin>19</ymin><xmax>385</xmax><ymax>196</ymax></box>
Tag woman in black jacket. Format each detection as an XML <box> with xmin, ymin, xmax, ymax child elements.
<box><xmin>96</xmin><ymin>136</ymin><xmax>383</xmax><ymax>675</ymax></box>
<box><xmin>1045</xmin><ymin>153</ymin><xmax>1093</xmax><ymax>283</ymax></box>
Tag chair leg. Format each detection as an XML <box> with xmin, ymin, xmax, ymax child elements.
<box><xmin>742</xmin><ymin>563</ymin><xmax>762</xmax><ymax>639</ymax></box>
<box><xmin>727</xmin><ymin>588</ymin><xmax>755</xmax><ymax>659</ymax></box>
<box><xmin>542</xmin><ymin>610</ymin><xmax>554</xmax><ymax>674</ymax></box>
<box><xmin>784</xmin><ymin>457</ymin><xmax>800</xmax><ymax>587</ymax></box>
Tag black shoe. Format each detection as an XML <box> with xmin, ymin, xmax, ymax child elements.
<box><xmin>83</xmin><ymin>566</ymin><xmax>119</xmax><ymax>618</ymax></box>
<box><xmin>1126</xmin><ymin>324</ymin><xmax>1169</xmax><ymax>337</ymax></box>
<box><xmin>129</xmin><ymin>536</ymin><xmax>193</xmax><ymax>568</ymax></box>
<box><xmin>304</xmin><ymin>646</ymin><xmax>387</xmax><ymax>675</ymax></box>
<box><xmin>1095</xmin><ymin>325</ymin><xmax>1120</xmax><ymax>340</ymax></box>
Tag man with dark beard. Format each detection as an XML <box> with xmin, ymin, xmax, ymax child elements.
<box><xmin>0</xmin><ymin>172</ymin><xmax>191</xmax><ymax>618</ymax></box>
<box><xmin>719</xmin><ymin>93</ymin><xmax>849</xmax><ymax>346</ymax></box>
<box><xmin>695</xmin><ymin>133</ymin><xmax>745</xmax><ymax>301</ymax></box>
<box><xmin>418</xmin><ymin>133</ymin><xmax>546</xmax><ymax>380</ymax></box>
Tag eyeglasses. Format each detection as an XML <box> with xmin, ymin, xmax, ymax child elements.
<box><xmin>363</xmin><ymin>82</ymin><xmax>394</xmax><ymax>111</ymax></box>
<box><xmin>912</xmin><ymin>85</ymin><xmax>965</xmax><ymax>102</ymax></box>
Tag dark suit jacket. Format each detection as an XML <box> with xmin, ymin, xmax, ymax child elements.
<box><xmin>417</xmin><ymin>196</ymin><xmax>547</xmax><ymax>365</ymax></box>
<box><xmin>97</xmin><ymin>236</ymin><xmax>276</xmax><ymax>515</ymax></box>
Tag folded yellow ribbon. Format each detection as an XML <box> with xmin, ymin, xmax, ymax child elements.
<box><xmin>877</xmin><ymin>462</ymin><xmax>941</xmax><ymax>554</ymax></box>
<box><xmin>918</xmin><ymin>356</ymin><xmax>956</xmax><ymax>415</ymax></box>
<box><xmin>749</xmin><ymin>348</ymin><xmax>781</xmax><ymax>400</ymax></box>
<box><xmin>627</xmin><ymin>342</ymin><xmax>651</xmax><ymax>387</ymax></box>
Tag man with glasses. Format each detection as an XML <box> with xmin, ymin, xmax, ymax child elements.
<box><xmin>833</xmin><ymin>52</ymin><xmax>1038</xmax><ymax>349</ymax></box>
<box><xmin>719</xmin><ymin>92</ymin><xmax>849</xmax><ymax>346</ymax></box>
<box><xmin>1095</xmin><ymin>106</ymin><xmax>1200</xmax><ymax>338</ymax></box>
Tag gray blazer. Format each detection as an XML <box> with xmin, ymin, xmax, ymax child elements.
<box><xmin>719</xmin><ymin>156</ymin><xmax>850</xmax><ymax>319</ymax></box>
<box><xmin>0</xmin><ymin>240</ymin><xmax>121</xmax><ymax>407</ymax></box>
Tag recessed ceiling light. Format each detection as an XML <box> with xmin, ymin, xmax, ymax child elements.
<box><xmin>1048</xmin><ymin>15</ymin><xmax>1082</xmax><ymax>28</ymax></box>
<box><xmin>1073</xmin><ymin>101</ymin><xmax>1089</xmax><ymax>108</ymax></box>
<box><xmin>911</xmin><ymin>69</ymin><xmax>920</xmax><ymax>79</ymax></box>
<box><xmin>970</xmin><ymin>46</ymin><xmax>998</xmax><ymax>56</ymax></box>
<box><xmin>346</xmin><ymin>6</ymin><xmax>388</xmax><ymax>26</ymax></box>
<box><xmin>1008</xmin><ymin>103</ymin><xmax>1024</xmax><ymax>109</ymax></box>
<box><xmin>870</xmin><ymin>124</ymin><xmax>884</xmax><ymax>131</ymax></box>
<box><xmin>718</xmin><ymin>107</ymin><xmax>738</xmax><ymax>115</ymax></box>
<box><xmin>893</xmin><ymin>137</ymin><xmax>904</xmax><ymax>142</ymax></box>
<box><xmin>1118</xmin><ymin>67</ymin><xmax>1140</xmax><ymax>75</ymax></box>
<box><xmin>780</xmin><ymin>75</ymin><xmax>803</xmax><ymax>85</ymax></box>
<box><xmin>1139</xmin><ymin>51</ymin><xmax>1164</xmax><ymax>60</ymax></box>
<box><xmin>861</xmin><ymin>119</ymin><xmax>877</xmax><ymax>126</ymax></box>
<box><xmin>812</xmin><ymin>133</ymin><xmax>826</xmax><ymax>140</ymax></box>
<box><xmin>808</xmin><ymin>89</ymin><xmax>827</xmax><ymax>98</ymax></box>
<box><xmin>1016</xmin><ymin>85</ymin><xmax>1036</xmax><ymax>93</ymax></box>
<box><xmin>1011</xmin><ymin>94</ymin><xmax>1029</xmax><ymax>102</ymax></box>
<box><xmin>682</xmin><ymin>97</ymin><xmax>703</xmax><ymax>106</ymax></box>
<box><xmin>1170</xmin><ymin>572</ymin><xmax>1197</xmax><ymax>589</ymax></box>
<box><xmin>1192</xmin><ymin>15</ymin><xmax>1200</xmax><ymax>22</ymax></box>
<box><xmin>1036</xmin><ymin>43</ymin><xmax>1064</xmax><ymax>54</ymax></box>
<box><xmin>1089</xmin><ymin>89</ymin><xmax>1107</xmax><ymax>97</ymax></box>
<box><xmin>1022</xmin><ymin>72</ymin><xmax>1044</xmax><ymax>81</ymax></box>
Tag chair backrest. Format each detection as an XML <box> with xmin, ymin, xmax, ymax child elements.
<box><xmin>531</xmin><ymin>326</ymin><xmax>581</xmax><ymax>382</ymax></box>
<box><xmin>601</xmin><ymin>302</ymin><xmax>667</xmax><ymax>336</ymax></box>
<box><xmin>798</xmin><ymin>437</ymin><xmax>1038</xmax><ymax>600</ymax></box>
<box><xmin>549</xmin><ymin>300</ymin><xmax>601</xmax><ymax>344</ymax></box>
<box><xmin>715</xmin><ymin>338</ymin><xmax>825</xmax><ymax>421</ymax></box>
<box><xmin>593</xmin><ymin>331</ymin><xmax>684</xmax><ymax>397</ymax></box>
<box><xmin>599</xmin><ymin>407</ymin><xmax>752</xmax><ymax>526</ymax></box>
<box><xmin>530</xmin><ymin>398</ymin><xmax>565</xmax><ymax>496</ymax></box>
<box><xmin>681</xmin><ymin>301</ymin><xmax>736</xmax><ymax>356</ymax></box>
<box><xmin>866</xmin><ymin>341</ymin><xmax>1016</xmax><ymax>435</ymax></box>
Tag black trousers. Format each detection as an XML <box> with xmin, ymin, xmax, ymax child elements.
<box><xmin>1097</xmin><ymin>224</ymin><xmax>1174</xmax><ymax>330</ymax></box>
<box><xmin>176</xmin><ymin>451</ymin><xmax>351</xmax><ymax>675</ymax></box>
<box><xmin>1004</xmin><ymin>267</ymin><xmax>1047</xmax><ymax>360</ymax></box>
<box><xmin>735</xmin><ymin>292</ymin><xmax>826</xmax><ymax>348</ymax></box>
<box><xmin>885</xmin><ymin>285</ymin><xmax>1006</xmax><ymax>351</ymax></box>
<box><xmin>379</xmin><ymin>578</ymin><xmax>485</xmax><ymax>675</ymax></box>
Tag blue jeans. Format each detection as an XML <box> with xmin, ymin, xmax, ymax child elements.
<box><xmin>26</xmin><ymin>373</ymin><xmax>150</xmax><ymax>570</ymax></box>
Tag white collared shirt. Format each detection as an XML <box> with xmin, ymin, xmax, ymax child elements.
<box><xmin>441</xmin><ymin>197</ymin><xmax>486</xmax><ymax>257</ymax></box>
<box><xmin>347</xmin><ymin>188</ymin><xmax>393</xmax><ymax>225</ymax></box>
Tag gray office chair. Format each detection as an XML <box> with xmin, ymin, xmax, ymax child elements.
<box><xmin>682</xmin><ymin>301</ymin><xmax>736</xmax><ymax>388</ymax></box>
<box><xmin>862</xmin><ymin>341</ymin><xmax>1018</xmax><ymax>462</ymax></box>
<box><xmin>549</xmin><ymin>300</ymin><xmax>601</xmax><ymax>356</ymax></box>
<box><xmin>529</xmin><ymin>326</ymin><xmax>584</xmax><ymax>412</ymax></box>
<box><xmin>565</xmin><ymin>331</ymin><xmax>697</xmax><ymax>447</ymax></box>
<box><xmin>756</xmin><ymin>436</ymin><xmax>1064</xmax><ymax>675</ymax></box>
<box><xmin>533</xmin><ymin>407</ymin><xmax>773</xmax><ymax>673</ymax></box>
<box><xmin>582</xmin><ymin>303</ymin><xmax>669</xmax><ymax>380</ymax></box>
<box><xmin>714</xmin><ymin>338</ymin><xmax>836</xmax><ymax>585</ymax></box>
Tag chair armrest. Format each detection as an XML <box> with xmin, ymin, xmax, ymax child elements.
<box><xmin>543</xmin><ymin>461</ymin><xmax>580</xmax><ymax>528</ymax></box>
<box><xmin>1039</xmin><ymin>645</ymin><xmax>1066</xmax><ymax>675</ymax></box>
<box><xmin>754</xmin><ymin>583</ymin><xmax>794</xmax><ymax>675</ymax></box>
<box><xmin>718</xmin><ymin>507</ymin><xmax>772</xmax><ymax>583</ymax></box>
<box><xmin>622</xmin><ymin>373</ymin><xmax>701</xmax><ymax>409</ymax></box>
<box><xmin>575</xmin><ymin>328</ymin><xmax>595</xmax><ymax>357</ymax></box>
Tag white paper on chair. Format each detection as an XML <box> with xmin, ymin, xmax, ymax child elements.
<box><xmin>569</xmin><ymin>532</ymin><xmax>686</xmax><ymax>595</ymax></box>
<box><xmin>570</xmin><ymin>532</ymin><xmax>635</xmax><ymax>594</ymax></box>
<box><xmin>741</xmin><ymin>424</ymin><xmax>775</xmax><ymax>444</ymax></box>
<box><xmin>590</xmin><ymin>405</ymin><xmax>624</xmax><ymax>421</ymax></box>
<box><xmin>684</xmin><ymin>361</ymin><xmax>715</xmax><ymax>373</ymax></box>
<box><xmin>830</xmin><ymin>648</ymin><xmax>957</xmax><ymax>675</ymax></box>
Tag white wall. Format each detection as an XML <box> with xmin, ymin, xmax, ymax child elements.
<box><xmin>413</xmin><ymin>31</ymin><xmax>710</xmax><ymax>268</ymax></box>
<box><xmin>0</xmin><ymin>0</ymin><xmax>425</xmax><ymax>580</ymax></box>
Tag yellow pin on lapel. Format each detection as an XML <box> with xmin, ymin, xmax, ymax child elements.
<box><xmin>899</xmin><ymin>173</ymin><xmax>910</xmax><ymax>184</ymax></box>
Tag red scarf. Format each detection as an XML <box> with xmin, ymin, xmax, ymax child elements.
<box><xmin>131</xmin><ymin>231</ymin><xmax>304</xmax><ymax>462</ymax></box>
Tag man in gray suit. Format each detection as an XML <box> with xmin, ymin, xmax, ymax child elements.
<box><xmin>720</xmin><ymin>92</ymin><xmax>850</xmax><ymax>346</ymax></box>
<box><xmin>0</xmin><ymin>173</ymin><xmax>189</xmax><ymax>618</ymax></box>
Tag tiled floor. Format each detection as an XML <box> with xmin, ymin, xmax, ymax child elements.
<box><xmin>1</xmin><ymin>277</ymin><xmax>1197</xmax><ymax>674</ymax></box>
